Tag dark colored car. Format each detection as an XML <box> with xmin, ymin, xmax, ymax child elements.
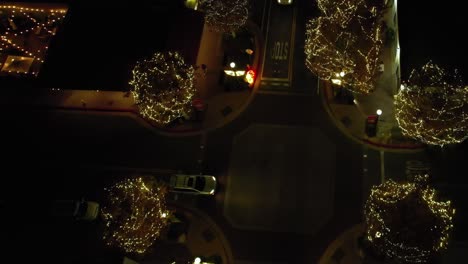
<box><xmin>365</xmin><ymin>115</ymin><xmax>378</xmax><ymax>137</ymax></box>
<box><xmin>51</xmin><ymin>199</ymin><xmax>100</xmax><ymax>221</ymax></box>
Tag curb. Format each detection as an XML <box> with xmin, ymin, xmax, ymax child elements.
<box><xmin>25</xmin><ymin>19</ymin><xmax>264</xmax><ymax>138</ymax></box>
<box><xmin>319</xmin><ymin>81</ymin><xmax>426</xmax><ymax>153</ymax></box>
<box><xmin>43</xmin><ymin>105</ymin><xmax>136</xmax><ymax>113</ymax></box>
<box><xmin>361</xmin><ymin>139</ymin><xmax>425</xmax><ymax>150</ymax></box>
<box><xmin>318</xmin><ymin>224</ymin><xmax>364</xmax><ymax>264</ymax></box>
<box><xmin>168</xmin><ymin>202</ymin><xmax>234</xmax><ymax>264</ymax></box>
<box><xmin>153</xmin><ymin>19</ymin><xmax>264</xmax><ymax>136</ymax></box>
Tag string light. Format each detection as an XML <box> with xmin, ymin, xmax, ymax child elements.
<box><xmin>395</xmin><ymin>62</ymin><xmax>468</xmax><ymax>146</ymax></box>
<box><xmin>101</xmin><ymin>177</ymin><xmax>170</xmax><ymax>254</ymax></box>
<box><xmin>364</xmin><ymin>177</ymin><xmax>455</xmax><ymax>263</ymax></box>
<box><xmin>203</xmin><ymin>0</ymin><xmax>249</xmax><ymax>33</ymax></box>
<box><xmin>0</xmin><ymin>4</ymin><xmax>67</xmax><ymax>75</ymax></box>
<box><xmin>305</xmin><ymin>0</ymin><xmax>384</xmax><ymax>94</ymax></box>
<box><xmin>317</xmin><ymin>0</ymin><xmax>360</xmax><ymax>28</ymax></box>
<box><xmin>129</xmin><ymin>51</ymin><xmax>196</xmax><ymax>126</ymax></box>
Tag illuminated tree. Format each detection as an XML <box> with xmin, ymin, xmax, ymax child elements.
<box><xmin>364</xmin><ymin>176</ymin><xmax>455</xmax><ymax>263</ymax></box>
<box><xmin>316</xmin><ymin>0</ymin><xmax>360</xmax><ymax>27</ymax></box>
<box><xmin>395</xmin><ymin>62</ymin><xmax>468</xmax><ymax>146</ymax></box>
<box><xmin>129</xmin><ymin>51</ymin><xmax>196</xmax><ymax>126</ymax></box>
<box><xmin>101</xmin><ymin>177</ymin><xmax>170</xmax><ymax>254</ymax></box>
<box><xmin>203</xmin><ymin>0</ymin><xmax>249</xmax><ymax>33</ymax></box>
<box><xmin>305</xmin><ymin>0</ymin><xmax>385</xmax><ymax>94</ymax></box>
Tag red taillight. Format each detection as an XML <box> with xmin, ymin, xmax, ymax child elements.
<box><xmin>245</xmin><ymin>69</ymin><xmax>255</xmax><ymax>87</ymax></box>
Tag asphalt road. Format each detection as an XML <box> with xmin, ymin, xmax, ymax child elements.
<box><xmin>1</xmin><ymin>1</ymin><xmax>467</xmax><ymax>264</ymax></box>
<box><xmin>0</xmin><ymin>1</ymin><xmax>365</xmax><ymax>263</ymax></box>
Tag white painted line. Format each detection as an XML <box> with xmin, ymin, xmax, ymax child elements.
<box><xmin>380</xmin><ymin>150</ymin><xmax>385</xmax><ymax>183</ymax></box>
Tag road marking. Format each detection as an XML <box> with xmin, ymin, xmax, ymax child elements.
<box><xmin>317</xmin><ymin>76</ymin><xmax>320</xmax><ymax>95</ymax></box>
<box><xmin>260</xmin><ymin>0</ymin><xmax>268</xmax><ymax>32</ymax></box>
<box><xmin>380</xmin><ymin>150</ymin><xmax>385</xmax><ymax>183</ymax></box>
<box><xmin>260</xmin><ymin>2</ymin><xmax>297</xmax><ymax>85</ymax></box>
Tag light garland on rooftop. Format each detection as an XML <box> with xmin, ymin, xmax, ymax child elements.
<box><xmin>305</xmin><ymin>0</ymin><xmax>385</xmax><ymax>94</ymax></box>
<box><xmin>0</xmin><ymin>5</ymin><xmax>67</xmax><ymax>75</ymax></box>
<box><xmin>101</xmin><ymin>177</ymin><xmax>170</xmax><ymax>254</ymax></box>
<box><xmin>395</xmin><ymin>62</ymin><xmax>468</xmax><ymax>146</ymax></box>
<box><xmin>203</xmin><ymin>0</ymin><xmax>249</xmax><ymax>33</ymax></box>
<box><xmin>129</xmin><ymin>51</ymin><xmax>196</xmax><ymax>126</ymax></box>
<box><xmin>364</xmin><ymin>177</ymin><xmax>455</xmax><ymax>263</ymax></box>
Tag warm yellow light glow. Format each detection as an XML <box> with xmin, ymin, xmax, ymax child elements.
<box><xmin>184</xmin><ymin>0</ymin><xmax>198</xmax><ymax>10</ymax></box>
<box><xmin>129</xmin><ymin>51</ymin><xmax>195</xmax><ymax>126</ymax></box>
<box><xmin>224</xmin><ymin>70</ymin><xmax>235</xmax><ymax>76</ymax></box>
<box><xmin>395</xmin><ymin>62</ymin><xmax>468</xmax><ymax>146</ymax></box>
<box><xmin>364</xmin><ymin>177</ymin><xmax>455</xmax><ymax>263</ymax></box>
<box><xmin>331</xmin><ymin>79</ymin><xmax>342</xmax><ymax>85</ymax></box>
<box><xmin>224</xmin><ymin>70</ymin><xmax>245</xmax><ymax>77</ymax></box>
<box><xmin>230</xmin><ymin>62</ymin><xmax>236</xmax><ymax>68</ymax></box>
<box><xmin>305</xmin><ymin>0</ymin><xmax>384</xmax><ymax>94</ymax></box>
<box><xmin>102</xmin><ymin>177</ymin><xmax>170</xmax><ymax>254</ymax></box>
<box><xmin>204</xmin><ymin>0</ymin><xmax>249</xmax><ymax>33</ymax></box>
<box><xmin>0</xmin><ymin>4</ymin><xmax>67</xmax><ymax>76</ymax></box>
<box><xmin>245</xmin><ymin>69</ymin><xmax>255</xmax><ymax>85</ymax></box>
<box><xmin>235</xmin><ymin>70</ymin><xmax>245</xmax><ymax>76</ymax></box>
<box><xmin>376</xmin><ymin>109</ymin><xmax>382</xmax><ymax>115</ymax></box>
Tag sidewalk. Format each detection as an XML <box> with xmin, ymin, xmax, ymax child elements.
<box><xmin>169</xmin><ymin>203</ymin><xmax>234</xmax><ymax>264</ymax></box>
<box><xmin>127</xmin><ymin>203</ymin><xmax>233</xmax><ymax>264</ymax></box>
<box><xmin>318</xmin><ymin>224</ymin><xmax>365</xmax><ymax>264</ymax></box>
<box><xmin>321</xmin><ymin>4</ymin><xmax>425</xmax><ymax>151</ymax></box>
<box><xmin>319</xmin><ymin>224</ymin><xmax>468</xmax><ymax>264</ymax></box>
<box><xmin>5</xmin><ymin>19</ymin><xmax>263</xmax><ymax>137</ymax></box>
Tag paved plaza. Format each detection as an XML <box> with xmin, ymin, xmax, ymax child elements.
<box><xmin>224</xmin><ymin>124</ymin><xmax>335</xmax><ymax>234</ymax></box>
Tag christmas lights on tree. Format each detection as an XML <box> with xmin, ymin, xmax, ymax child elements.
<box><xmin>129</xmin><ymin>51</ymin><xmax>196</xmax><ymax>126</ymax></box>
<box><xmin>203</xmin><ymin>0</ymin><xmax>249</xmax><ymax>33</ymax></box>
<box><xmin>0</xmin><ymin>4</ymin><xmax>67</xmax><ymax>75</ymax></box>
<box><xmin>305</xmin><ymin>0</ymin><xmax>384</xmax><ymax>94</ymax></box>
<box><xmin>364</xmin><ymin>176</ymin><xmax>455</xmax><ymax>263</ymax></box>
<box><xmin>101</xmin><ymin>177</ymin><xmax>170</xmax><ymax>254</ymax></box>
<box><xmin>316</xmin><ymin>0</ymin><xmax>359</xmax><ymax>27</ymax></box>
<box><xmin>395</xmin><ymin>62</ymin><xmax>468</xmax><ymax>146</ymax></box>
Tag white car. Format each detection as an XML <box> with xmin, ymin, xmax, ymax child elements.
<box><xmin>169</xmin><ymin>174</ymin><xmax>217</xmax><ymax>195</ymax></box>
<box><xmin>277</xmin><ymin>0</ymin><xmax>293</xmax><ymax>5</ymax></box>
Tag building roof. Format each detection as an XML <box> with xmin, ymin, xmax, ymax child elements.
<box><xmin>1</xmin><ymin>1</ymin><xmax>204</xmax><ymax>91</ymax></box>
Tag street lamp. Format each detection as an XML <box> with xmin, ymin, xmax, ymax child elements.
<box><xmin>376</xmin><ymin>109</ymin><xmax>382</xmax><ymax>116</ymax></box>
<box><xmin>229</xmin><ymin>62</ymin><xmax>236</xmax><ymax>68</ymax></box>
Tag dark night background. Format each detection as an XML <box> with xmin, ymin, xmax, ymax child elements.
<box><xmin>0</xmin><ymin>1</ymin><xmax>467</xmax><ymax>264</ymax></box>
<box><xmin>398</xmin><ymin>0</ymin><xmax>468</xmax><ymax>80</ymax></box>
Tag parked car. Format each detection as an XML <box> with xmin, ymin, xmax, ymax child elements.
<box><xmin>365</xmin><ymin>115</ymin><xmax>379</xmax><ymax>137</ymax></box>
<box><xmin>51</xmin><ymin>199</ymin><xmax>100</xmax><ymax>221</ymax></box>
<box><xmin>169</xmin><ymin>174</ymin><xmax>217</xmax><ymax>195</ymax></box>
